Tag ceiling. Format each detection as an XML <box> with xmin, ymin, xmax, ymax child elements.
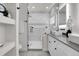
<box><xmin>28</xmin><ymin>3</ymin><xmax>54</xmax><ymax>13</ymax></box>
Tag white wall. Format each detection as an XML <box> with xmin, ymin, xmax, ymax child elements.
<box><xmin>29</xmin><ymin>13</ymin><xmax>49</xmax><ymax>24</ymax></box>
<box><xmin>68</xmin><ymin>3</ymin><xmax>79</xmax><ymax>34</ymax></box>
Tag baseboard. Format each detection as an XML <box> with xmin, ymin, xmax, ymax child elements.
<box><xmin>28</xmin><ymin>49</ymin><xmax>42</xmax><ymax>51</ymax></box>
<box><xmin>42</xmin><ymin>49</ymin><xmax>48</xmax><ymax>52</ymax></box>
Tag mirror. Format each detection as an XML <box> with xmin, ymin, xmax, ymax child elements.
<box><xmin>0</xmin><ymin>4</ymin><xmax>8</xmax><ymax>17</ymax></box>
<box><xmin>58</xmin><ymin>4</ymin><xmax>66</xmax><ymax>30</ymax></box>
<box><xmin>49</xmin><ymin>3</ymin><xmax>59</xmax><ymax>32</ymax></box>
<box><xmin>59</xmin><ymin>5</ymin><xmax>66</xmax><ymax>25</ymax></box>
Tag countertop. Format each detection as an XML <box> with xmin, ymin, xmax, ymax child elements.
<box><xmin>48</xmin><ymin>33</ymin><xmax>79</xmax><ymax>52</ymax></box>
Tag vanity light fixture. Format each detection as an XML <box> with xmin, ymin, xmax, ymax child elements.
<box><xmin>32</xmin><ymin>6</ymin><xmax>35</xmax><ymax>8</ymax></box>
<box><xmin>46</xmin><ymin>6</ymin><xmax>49</xmax><ymax>9</ymax></box>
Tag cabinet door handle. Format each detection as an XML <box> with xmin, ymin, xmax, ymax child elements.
<box><xmin>55</xmin><ymin>48</ymin><xmax>57</xmax><ymax>50</ymax></box>
<box><xmin>49</xmin><ymin>41</ymin><xmax>51</xmax><ymax>43</ymax></box>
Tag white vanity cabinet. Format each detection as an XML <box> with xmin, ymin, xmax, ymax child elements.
<box><xmin>48</xmin><ymin>35</ymin><xmax>79</xmax><ymax>56</ymax></box>
<box><xmin>48</xmin><ymin>35</ymin><xmax>67</xmax><ymax>56</ymax></box>
<box><xmin>48</xmin><ymin>35</ymin><xmax>54</xmax><ymax>55</ymax></box>
<box><xmin>52</xmin><ymin>41</ymin><xmax>67</xmax><ymax>56</ymax></box>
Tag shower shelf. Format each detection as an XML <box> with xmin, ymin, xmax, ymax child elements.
<box><xmin>0</xmin><ymin>16</ymin><xmax>15</xmax><ymax>25</ymax></box>
<box><xmin>0</xmin><ymin>41</ymin><xmax>15</xmax><ymax>56</ymax></box>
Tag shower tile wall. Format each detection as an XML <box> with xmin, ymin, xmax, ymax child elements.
<box><xmin>29</xmin><ymin>24</ymin><xmax>47</xmax><ymax>41</ymax></box>
<box><xmin>68</xmin><ymin>4</ymin><xmax>79</xmax><ymax>34</ymax></box>
<box><xmin>28</xmin><ymin>13</ymin><xmax>49</xmax><ymax>41</ymax></box>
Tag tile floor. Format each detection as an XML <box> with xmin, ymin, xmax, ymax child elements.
<box><xmin>19</xmin><ymin>49</ymin><xmax>50</xmax><ymax>56</ymax></box>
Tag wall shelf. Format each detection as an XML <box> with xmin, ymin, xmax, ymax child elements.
<box><xmin>0</xmin><ymin>16</ymin><xmax>15</xmax><ymax>25</ymax></box>
<box><xmin>0</xmin><ymin>41</ymin><xmax>15</xmax><ymax>56</ymax></box>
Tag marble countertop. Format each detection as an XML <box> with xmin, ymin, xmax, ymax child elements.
<box><xmin>48</xmin><ymin>34</ymin><xmax>79</xmax><ymax>52</ymax></box>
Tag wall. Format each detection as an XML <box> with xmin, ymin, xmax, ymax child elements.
<box><xmin>68</xmin><ymin>3</ymin><xmax>79</xmax><ymax>34</ymax></box>
<box><xmin>29</xmin><ymin>13</ymin><xmax>49</xmax><ymax>24</ymax></box>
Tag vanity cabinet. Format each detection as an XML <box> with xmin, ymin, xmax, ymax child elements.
<box><xmin>48</xmin><ymin>35</ymin><xmax>79</xmax><ymax>56</ymax></box>
<box><xmin>48</xmin><ymin>35</ymin><xmax>67</xmax><ymax>56</ymax></box>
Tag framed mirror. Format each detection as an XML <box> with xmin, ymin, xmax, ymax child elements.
<box><xmin>0</xmin><ymin>4</ymin><xmax>8</xmax><ymax>17</ymax></box>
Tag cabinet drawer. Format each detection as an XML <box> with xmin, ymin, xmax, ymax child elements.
<box><xmin>54</xmin><ymin>47</ymin><xmax>68</xmax><ymax>56</ymax></box>
<box><xmin>51</xmin><ymin>43</ymin><xmax>68</xmax><ymax>56</ymax></box>
<box><xmin>48</xmin><ymin>35</ymin><xmax>79</xmax><ymax>56</ymax></box>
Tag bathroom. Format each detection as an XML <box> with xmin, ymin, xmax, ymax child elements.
<box><xmin>0</xmin><ymin>3</ymin><xmax>79</xmax><ymax>56</ymax></box>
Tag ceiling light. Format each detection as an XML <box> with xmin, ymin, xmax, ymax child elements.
<box><xmin>32</xmin><ymin>6</ymin><xmax>35</xmax><ymax>8</ymax></box>
<box><xmin>46</xmin><ymin>7</ymin><xmax>49</xmax><ymax>9</ymax></box>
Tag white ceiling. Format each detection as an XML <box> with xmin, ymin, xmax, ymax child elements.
<box><xmin>28</xmin><ymin>3</ymin><xmax>54</xmax><ymax>13</ymax></box>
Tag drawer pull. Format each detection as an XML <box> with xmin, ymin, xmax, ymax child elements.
<box><xmin>49</xmin><ymin>41</ymin><xmax>51</xmax><ymax>43</ymax></box>
<box><xmin>55</xmin><ymin>48</ymin><xmax>57</xmax><ymax>50</ymax></box>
